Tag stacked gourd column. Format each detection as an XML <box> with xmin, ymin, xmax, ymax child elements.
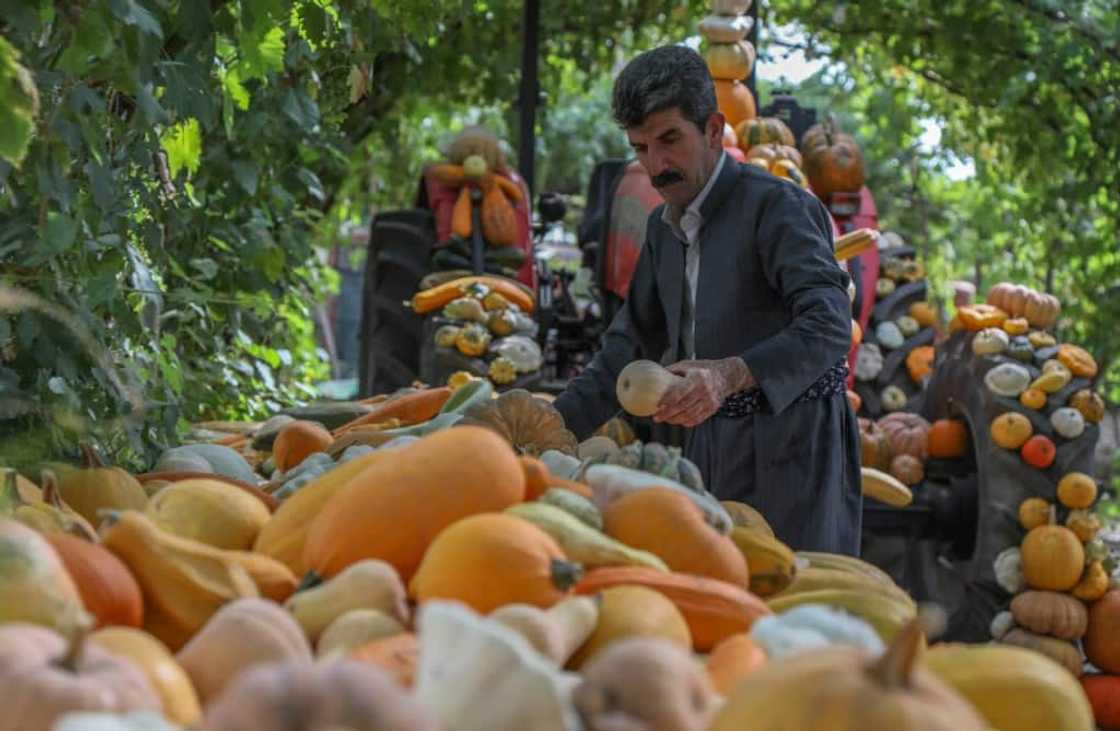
<box><xmin>699</xmin><ymin>0</ymin><xmax>757</xmax><ymax>129</ymax></box>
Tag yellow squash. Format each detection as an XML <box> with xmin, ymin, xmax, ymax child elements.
<box><xmin>505</xmin><ymin>502</ymin><xmax>668</xmax><ymax>571</ymax></box>
<box><xmin>729</xmin><ymin>526</ymin><xmax>796</xmax><ymax>596</ymax></box>
<box><xmin>100</xmin><ymin>510</ymin><xmax>258</xmax><ymax>651</ymax></box>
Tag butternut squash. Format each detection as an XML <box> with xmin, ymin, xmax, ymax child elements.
<box><xmin>615</xmin><ymin>360</ymin><xmax>683</xmax><ymax>417</ymax></box>
<box><xmin>490</xmin><ymin>596</ymin><xmax>600</xmax><ymax>665</ymax></box>
<box><xmin>100</xmin><ymin>510</ymin><xmax>258</xmax><ymax>651</ymax></box>
<box><xmin>505</xmin><ymin>502</ymin><xmax>667</xmax><ymax>571</ymax></box>
<box><xmin>284</xmin><ymin>559</ymin><xmax>409</xmax><ymax>643</ymax></box>
<box><xmin>223</xmin><ymin>549</ymin><xmax>299</xmax><ymax>602</ymax></box>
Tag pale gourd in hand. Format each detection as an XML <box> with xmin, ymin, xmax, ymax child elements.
<box><xmin>616</xmin><ymin>360</ymin><xmax>683</xmax><ymax>417</ymax></box>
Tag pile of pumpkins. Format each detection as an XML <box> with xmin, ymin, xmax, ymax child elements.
<box><xmin>412</xmin><ymin>274</ymin><xmax>544</xmax><ymax>388</ymax></box>
<box><xmin>858</xmin><ymin>413</ymin><xmax>969</xmax><ymax>490</ymax></box>
<box><xmin>2</xmin><ymin>372</ymin><xmax>1113</xmax><ymax>730</ymax></box>
<box><xmin>852</xmin><ymin>240</ymin><xmax>939</xmax><ymax>420</ymax></box>
<box><xmin>730</xmin><ymin>115</ymin><xmax>867</xmax><ymax>199</ymax></box>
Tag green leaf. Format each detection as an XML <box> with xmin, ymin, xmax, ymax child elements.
<box><xmin>231</xmin><ymin>160</ymin><xmax>259</xmax><ymax>194</ymax></box>
<box><xmin>240</xmin><ymin>26</ymin><xmax>286</xmax><ymax>80</ymax></box>
<box><xmin>160</xmin><ymin>118</ymin><xmax>202</xmax><ymax>178</ymax></box>
<box><xmin>0</xmin><ymin>36</ymin><xmax>39</xmax><ymax>166</ymax></box>
<box><xmin>221</xmin><ymin>67</ymin><xmax>251</xmax><ymax>111</ymax></box>
<box><xmin>281</xmin><ymin>88</ymin><xmax>319</xmax><ymax>132</ymax></box>
<box><xmin>297</xmin><ymin>168</ymin><xmax>325</xmax><ymax>202</ymax></box>
<box><xmin>135</xmin><ymin>82</ymin><xmax>170</xmax><ymax>125</ymax></box>
<box><xmin>84</xmin><ymin>161</ymin><xmax>115</xmax><ymax>211</ymax></box>
<box><xmin>56</xmin><ymin>9</ymin><xmax>115</xmax><ymax>74</ymax></box>
<box><xmin>190</xmin><ymin>257</ymin><xmax>219</xmax><ymax>280</ymax></box>
<box><xmin>43</xmin><ymin>212</ymin><xmax>78</xmax><ymax>255</ymax></box>
<box><xmin>107</xmin><ymin>0</ymin><xmax>164</xmax><ymax>38</ymax></box>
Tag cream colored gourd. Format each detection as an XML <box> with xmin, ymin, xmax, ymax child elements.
<box><xmin>0</xmin><ymin>517</ymin><xmax>92</xmax><ymax>635</ymax></box>
<box><xmin>489</xmin><ymin>596</ymin><xmax>600</xmax><ymax>665</ymax></box>
<box><xmin>415</xmin><ymin>601</ymin><xmax>582</xmax><ymax>731</ymax></box>
<box><xmin>924</xmin><ymin>643</ymin><xmax>1094</xmax><ymax>731</ymax></box>
<box><xmin>860</xmin><ymin>467</ymin><xmax>913</xmax><ymax>507</ymax></box>
<box><xmin>316</xmin><ymin>608</ymin><xmax>406</xmax><ymax>660</ymax></box>
<box><xmin>505</xmin><ymin>502</ymin><xmax>668</xmax><ymax>571</ymax></box>
<box><xmin>176</xmin><ymin>598</ymin><xmax>312</xmax><ymax>704</ymax></box>
<box><xmin>616</xmin><ymin>360</ymin><xmax>682</xmax><ymax>417</ymax></box>
<box><xmin>89</xmin><ymin>627</ymin><xmax>201</xmax><ymax>726</ymax></box>
<box><xmin>143</xmin><ymin>478</ymin><xmax>270</xmax><ymax>551</ymax></box>
<box><xmin>284</xmin><ymin>559</ymin><xmax>409</xmax><ymax>642</ymax></box>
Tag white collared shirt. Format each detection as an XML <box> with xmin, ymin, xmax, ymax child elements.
<box><xmin>661</xmin><ymin>150</ymin><xmax>728</xmax><ymax>358</ymax></box>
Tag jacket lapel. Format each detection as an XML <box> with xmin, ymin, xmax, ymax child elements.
<box><xmin>658</xmin><ymin>218</ymin><xmax>685</xmax><ymax>363</ymax></box>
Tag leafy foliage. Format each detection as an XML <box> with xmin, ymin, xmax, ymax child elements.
<box><xmin>766</xmin><ymin>0</ymin><xmax>1120</xmax><ymax>401</ymax></box>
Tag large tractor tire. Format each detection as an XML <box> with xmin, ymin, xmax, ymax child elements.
<box><xmin>357</xmin><ymin>210</ymin><xmax>436</xmax><ymax>396</ymax></box>
<box><xmin>865</xmin><ymin>329</ymin><xmax>1101</xmax><ymax>641</ymax></box>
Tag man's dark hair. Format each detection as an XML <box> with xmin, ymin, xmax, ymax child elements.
<box><xmin>612</xmin><ymin>45</ymin><xmax>717</xmax><ymax>132</ymax></box>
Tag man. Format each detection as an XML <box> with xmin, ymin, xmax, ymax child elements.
<box><xmin>554</xmin><ymin>45</ymin><xmax>862</xmax><ymax>554</ymax></box>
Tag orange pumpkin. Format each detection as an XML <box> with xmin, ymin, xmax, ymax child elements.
<box><xmin>846</xmin><ymin>390</ymin><xmax>862</xmax><ymax>413</ymax></box>
<box><xmin>1085</xmin><ymin>591</ymin><xmax>1120</xmax><ymax>674</ymax></box>
<box><xmin>858</xmin><ymin>418</ymin><xmax>892</xmax><ymax>472</ymax></box>
<box><xmin>927</xmin><ymin>419</ymin><xmax>968</xmax><ymax>459</ymax></box>
<box><xmin>877</xmin><ymin>413</ymin><xmax>931</xmax><ymax>460</ymax></box>
<box><xmin>1069</xmin><ymin>389</ymin><xmax>1105</xmax><ymax>423</ymax></box>
<box><xmin>707</xmin><ymin>634</ymin><xmax>767</xmax><ymax>696</ymax></box>
<box><xmin>714</xmin><ymin>79</ymin><xmax>757</xmax><ymax>128</ymax></box>
<box><xmin>574</xmin><ymin>566</ymin><xmax>772</xmax><ymax>652</ymax></box>
<box><xmin>603</xmin><ymin>487</ymin><xmax>749</xmax><ymax>588</ymax></box>
<box><xmin>1058</xmin><ymin>344</ymin><xmax>1098</xmax><ymax>379</ymax></box>
<box><xmin>46</xmin><ymin>533</ymin><xmax>144</xmax><ymax>629</ymax></box>
<box><xmin>957</xmin><ymin>304</ymin><xmax>1008</xmax><ymax>331</ymax></box>
<box><xmin>908</xmin><ymin>302</ymin><xmax>938</xmax><ymax>328</ymax></box>
<box><xmin>409</xmin><ymin>513</ymin><xmax>580</xmax><ymax>613</ymax></box>
<box><xmin>990</xmin><ymin>412</ymin><xmax>1033</xmax><ymax>450</ymax></box>
<box><xmin>800</xmin><ymin>119</ymin><xmax>866</xmax><ymax>198</ymax></box>
<box><xmin>1057</xmin><ymin>472</ymin><xmax>1098</xmax><ymax>509</ymax></box>
<box><xmin>905</xmin><ymin>346</ymin><xmax>935</xmax><ymax>383</ymax></box>
<box><xmin>1021</xmin><ymin>509</ymin><xmax>1084</xmax><ymax>592</ymax></box>
<box><xmin>349</xmin><ymin>633</ymin><xmax>418</xmax><ymax>688</ymax></box>
<box><xmin>1019</xmin><ymin>388</ymin><xmax>1047</xmax><ymax>410</ymax></box>
<box><xmin>1020</xmin><ymin>434</ymin><xmax>1056</xmax><ymax>469</ymax></box>
<box><xmin>273</xmin><ymin>421</ymin><xmax>333</xmax><ymax>471</ymax></box>
<box><xmin>1018</xmin><ymin>497</ymin><xmax>1051</xmax><ymax>531</ymax></box>
<box><xmin>303</xmin><ymin>426</ymin><xmax>526</xmax><ymax>582</ymax></box>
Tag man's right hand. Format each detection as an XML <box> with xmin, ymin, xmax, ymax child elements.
<box><xmin>653</xmin><ymin>357</ymin><xmax>754</xmax><ymax>427</ymax></box>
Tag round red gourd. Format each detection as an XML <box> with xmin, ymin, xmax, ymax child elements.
<box><xmin>1020</xmin><ymin>435</ymin><xmax>1056</xmax><ymax>469</ymax></box>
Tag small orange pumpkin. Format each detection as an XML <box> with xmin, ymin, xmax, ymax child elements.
<box><xmin>905</xmin><ymin>346</ymin><xmax>935</xmax><ymax>383</ymax></box>
<box><xmin>1001</xmin><ymin>317</ymin><xmax>1029</xmax><ymax>335</ymax></box>
<box><xmin>409</xmin><ymin>513</ymin><xmax>580</xmax><ymax>612</ymax></box>
<box><xmin>1084</xmin><ymin>591</ymin><xmax>1120</xmax><ymax>673</ymax></box>
<box><xmin>1057</xmin><ymin>472</ymin><xmax>1097</xmax><ymax>509</ymax></box>
<box><xmin>927</xmin><ymin>419</ymin><xmax>968</xmax><ymax>459</ymax></box>
<box><xmin>908</xmin><ymin>302</ymin><xmax>938</xmax><ymax>328</ymax></box>
<box><xmin>1020</xmin><ymin>434</ymin><xmax>1056</xmax><ymax>469</ymax></box>
<box><xmin>957</xmin><ymin>304</ymin><xmax>1008</xmax><ymax>331</ymax></box>
<box><xmin>1021</xmin><ymin>508</ymin><xmax>1084</xmax><ymax>591</ymax></box>
<box><xmin>990</xmin><ymin>412</ymin><xmax>1033</xmax><ymax>450</ymax></box>
<box><xmin>1018</xmin><ymin>497</ymin><xmax>1051</xmax><ymax>531</ymax></box>
<box><xmin>273</xmin><ymin>421</ymin><xmax>333</xmax><ymax>472</ymax></box>
<box><xmin>1057</xmin><ymin>344</ymin><xmax>1098</xmax><ymax>379</ymax></box>
<box><xmin>603</xmin><ymin>487</ymin><xmax>749</xmax><ymax>588</ymax></box>
<box><xmin>846</xmin><ymin>390</ymin><xmax>862</xmax><ymax>413</ymax></box>
<box><xmin>1069</xmin><ymin>389</ymin><xmax>1105</xmax><ymax>423</ymax></box>
<box><xmin>1019</xmin><ymin>388</ymin><xmax>1047</xmax><ymax>410</ymax></box>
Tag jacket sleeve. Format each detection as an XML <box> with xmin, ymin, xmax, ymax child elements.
<box><xmin>554</xmin><ymin>222</ymin><xmax>668</xmax><ymax>440</ymax></box>
<box><xmin>739</xmin><ymin>184</ymin><xmax>852</xmax><ymax>415</ymax></box>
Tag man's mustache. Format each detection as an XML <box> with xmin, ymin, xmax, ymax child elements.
<box><xmin>651</xmin><ymin>170</ymin><xmax>685</xmax><ymax>188</ymax></box>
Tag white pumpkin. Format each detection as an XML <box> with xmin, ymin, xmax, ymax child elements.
<box><xmin>971</xmin><ymin>328</ymin><xmax>1010</xmax><ymax>356</ymax></box>
<box><xmin>993</xmin><ymin>547</ymin><xmax>1026</xmax><ymax>594</ymax></box>
<box><xmin>984</xmin><ymin>363</ymin><xmax>1031</xmax><ymax>398</ymax></box>
<box><xmin>749</xmin><ymin>605</ymin><xmax>883</xmax><ymax>660</ymax></box>
<box><xmin>989</xmin><ymin>611</ymin><xmax>1015</xmax><ymax>640</ymax></box>
<box><xmin>876</xmin><ymin>322</ymin><xmax>904</xmax><ymax>350</ymax></box>
<box><xmin>854</xmin><ymin>344</ymin><xmax>884</xmax><ymax>382</ymax></box>
<box><xmin>880</xmin><ymin>385</ymin><xmax>908</xmax><ymax>412</ymax></box>
<box><xmin>1050</xmin><ymin>407</ymin><xmax>1086</xmax><ymax>440</ymax></box>
<box><xmin>698</xmin><ymin>14</ymin><xmax>750</xmax><ymax>43</ymax></box>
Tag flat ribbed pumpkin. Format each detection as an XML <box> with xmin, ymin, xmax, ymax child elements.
<box><xmin>409</xmin><ymin>513</ymin><xmax>580</xmax><ymax>612</ymax></box>
<box><xmin>574</xmin><ymin>566</ymin><xmax>771</xmax><ymax>652</ymax></box>
<box><xmin>303</xmin><ymin>427</ymin><xmax>526</xmax><ymax>583</ymax></box>
<box><xmin>603</xmin><ymin>487</ymin><xmax>748</xmax><ymax>588</ymax></box>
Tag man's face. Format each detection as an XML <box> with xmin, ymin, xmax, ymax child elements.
<box><xmin>627</xmin><ymin>107</ymin><xmax>724</xmax><ymax>209</ymax></box>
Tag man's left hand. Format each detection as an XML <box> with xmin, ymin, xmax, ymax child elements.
<box><xmin>653</xmin><ymin>357</ymin><xmax>755</xmax><ymax>427</ymax></box>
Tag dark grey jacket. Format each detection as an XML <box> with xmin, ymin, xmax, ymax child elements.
<box><xmin>554</xmin><ymin>159</ymin><xmax>863</xmax><ymax>553</ymax></box>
